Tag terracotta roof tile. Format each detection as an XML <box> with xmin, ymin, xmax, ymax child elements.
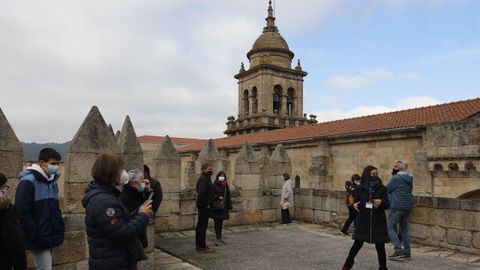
<box><xmin>178</xmin><ymin>98</ymin><xmax>480</xmax><ymax>153</ymax></box>
<box><xmin>138</xmin><ymin>135</ymin><xmax>206</xmax><ymax>148</ymax></box>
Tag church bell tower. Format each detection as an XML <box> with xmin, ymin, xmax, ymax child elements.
<box><xmin>225</xmin><ymin>1</ymin><xmax>317</xmax><ymax>137</ymax></box>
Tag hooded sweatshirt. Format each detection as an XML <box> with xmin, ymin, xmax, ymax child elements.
<box><xmin>15</xmin><ymin>164</ymin><xmax>64</xmax><ymax>250</ymax></box>
<box><xmin>386</xmin><ymin>171</ymin><xmax>414</xmax><ymax>211</ymax></box>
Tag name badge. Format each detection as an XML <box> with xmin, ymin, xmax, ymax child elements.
<box><xmin>365</xmin><ymin>202</ymin><xmax>373</xmax><ymax>209</ymax></box>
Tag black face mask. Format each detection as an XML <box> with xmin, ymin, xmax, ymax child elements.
<box><xmin>391</xmin><ymin>169</ymin><xmax>399</xmax><ymax>176</ymax></box>
<box><xmin>369</xmin><ymin>176</ymin><xmax>380</xmax><ymax>182</ymax></box>
<box><xmin>206</xmin><ymin>171</ymin><xmax>213</xmax><ymax>177</ymax></box>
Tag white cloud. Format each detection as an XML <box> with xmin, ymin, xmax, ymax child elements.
<box><xmin>326</xmin><ymin>68</ymin><xmax>419</xmax><ymax>89</ymax></box>
<box><xmin>312</xmin><ymin>96</ymin><xmax>440</xmax><ymax>123</ymax></box>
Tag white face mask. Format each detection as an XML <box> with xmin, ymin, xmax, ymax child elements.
<box><xmin>354</xmin><ymin>180</ymin><xmax>360</xmax><ymax>185</ymax></box>
<box><xmin>119</xmin><ymin>170</ymin><xmax>129</xmax><ymax>186</ymax></box>
<box><xmin>218</xmin><ymin>176</ymin><xmax>225</xmax><ymax>181</ymax></box>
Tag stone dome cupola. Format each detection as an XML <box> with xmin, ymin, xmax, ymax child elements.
<box><xmin>247</xmin><ymin>0</ymin><xmax>295</xmax><ymax>69</ymax></box>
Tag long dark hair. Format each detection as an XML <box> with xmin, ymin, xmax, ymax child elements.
<box><xmin>360</xmin><ymin>165</ymin><xmax>378</xmax><ymax>186</ymax></box>
<box><xmin>215</xmin><ymin>171</ymin><xmax>227</xmax><ymax>182</ymax></box>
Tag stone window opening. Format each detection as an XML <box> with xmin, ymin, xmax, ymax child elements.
<box><xmin>243</xmin><ymin>90</ymin><xmax>249</xmax><ymax>116</ymax></box>
<box><xmin>252</xmin><ymin>87</ymin><xmax>258</xmax><ymax>114</ymax></box>
<box><xmin>273</xmin><ymin>84</ymin><xmax>282</xmax><ymax>114</ymax></box>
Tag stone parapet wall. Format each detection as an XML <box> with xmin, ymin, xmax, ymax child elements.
<box><xmin>294</xmin><ymin>188</ymin><xmax>480</xmax><ymax>255</ymax></box>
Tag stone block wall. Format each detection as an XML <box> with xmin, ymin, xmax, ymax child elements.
<box><xmin>294</xmin><ymin>188</ymin><xmax>480</xmax><ymax>255</ymax></box>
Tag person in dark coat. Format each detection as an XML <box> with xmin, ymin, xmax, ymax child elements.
<box><xmin>15</xmin><ymin>148</ymin><xmax>64</xmax><ymax>270</ymax></box>
<box><xmin>340</xmin><ymin>174</ymin><xmax>361</xmax><ymax>236</ymax></box>
<box><xmin>342</xmin><ymin>165</ymin><xmax>390</xmax><ymax>270</ymax></box>
<box><xmin>195</xmin><ymin>163</ymin><xmax>214</xmax><ymax>253</ymax></box>
<box><xmin>210</xmin><ymin>171</ymin><xmax>232</xmax><ymax>246</ymax></box>
<box><xmin>82</xmin><ymin>154</ymin><xmax>152</xmax><ymax>270</ymax></box>
<box><xmin>120</xmin><ymin>169</ymin><xmax>152</xmax><ymax>256</ymax></box>
<box><xmin>143</xmin><ymin>164</ymin><xmax>163</xmax><ymax>214</ymax></box>
<box><xmin>0</xmin><ymin>172</ymin><xmax>27</xmax><ymax>270</ymax></box>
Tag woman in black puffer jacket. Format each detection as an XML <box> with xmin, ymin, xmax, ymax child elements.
<box><xmin>82</xmin><ymin>154</ymin><xmax>152</xmax><ymax>270</ymax></box>
<box><xmin>210</xmin><ymin>171</ymin><xmax>232</xmax><ymax>246</ymax></box>
<box><xmin>342</xmin><ymin>165</ymin><xmax>390</xmax><ymax>270</ymax></box>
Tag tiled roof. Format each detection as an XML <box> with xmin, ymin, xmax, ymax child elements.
<box><xmin>178</xmin><ymin>98</ymin><xmax>480</xmax><ymax>153</ymax></box>
<box><xmin>138</xmin><ymin>135</ymin><xmax>206</xmax><ymax>148</ymax></box>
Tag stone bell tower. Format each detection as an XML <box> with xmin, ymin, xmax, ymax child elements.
<box><xmin>225</xmin><ymin>1</ymin><xmax>317</xmax><ymax>137</ymax></box>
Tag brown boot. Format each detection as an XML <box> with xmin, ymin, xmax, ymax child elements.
<box><xmin>341</xmin><ymin>261</ymin><xmax>353</xmax><ymax>270</ymax></box>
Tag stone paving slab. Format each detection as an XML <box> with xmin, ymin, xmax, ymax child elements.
<box><xmin>155</xmin><ymin>222</ymin><xmax>480</xmax><ymax>270</ymax></box>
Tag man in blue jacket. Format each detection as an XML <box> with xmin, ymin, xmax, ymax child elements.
<box><xmin>387</xmin><ymin>160</ymin><xmax>413</xmax><ymax>261</ymax></box>
<box><xmin>15</xmin><ymin>148</ymin><xmax>64</xmax><ymax>270</ymax></box>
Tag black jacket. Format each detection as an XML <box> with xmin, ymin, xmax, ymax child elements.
<box><xmin>82</xmin><ymin>181</ymin><xmax>149</xmax><ymax>270</ymax></box>
<box><xmin>196</xmin><ymin>173</ymin><xmax>214</xmax><ymax>209</ymax></box>
<box><xmin>0</xmin><ymin>204</ymin><xmax>27</xmax><ymax>270</ymax></box>
<box><xmin>353</xmin><ymin>181</ymin><xmax>390</xmax><ymax>243</ymax></box>
<box><xmin>119</xmin><ymin>184</ymin><xmax>150</xmax><ymax>248</ymax></box>
<box><xmin>210</xmin><ymin>181</ymin><xmax>232</xmax><ymax>220</ymax></box>
<box><xmin>148</xmin><ymin>177</ymin><xmax>162</xmax><ymax>214</ymax></box>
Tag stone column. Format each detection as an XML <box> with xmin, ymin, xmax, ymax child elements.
<box><xmin>57</xmin><ymin>106</ymin><xmax>120</xmax><ymax>269</ymax></box>
<box><xmin>0</xmin><ymin>107</ymin><xmax>23</xmax><ymax>200</ymax></box>
<box><xmin>412</xmin><ymin>150</ymin><xmax>434</xmax><ymax>196</ymax></box>
<box><xmin>117</xmin><ymin>116</ymin><xmax>144</xmax><ymax>171</ymax></box>
<box><xmin>308</xmin><ymin>141</ymin><xmax>332</xmax><ymax>190</ymax></box>
<box><xmin>153</xmin><ymin>136</ymin><xmax>185</xmax><ymax>232</ymax></box>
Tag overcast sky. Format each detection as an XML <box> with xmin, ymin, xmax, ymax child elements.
<box><xmin>1</xmin><ymin>0</ymin><xmax>479</xmax><ymax>143</ymax></box>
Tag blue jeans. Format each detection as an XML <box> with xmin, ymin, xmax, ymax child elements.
<box><xmin>31</xmin><ymin>248</ymin><xmax>54</xmax><ymax>270</ymax></box>
<box><xmin>388</xmin><ymin>209</ymin><xmax>411</xmax><ymax>254</ymax></box>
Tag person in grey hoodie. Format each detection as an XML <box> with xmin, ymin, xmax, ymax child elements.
<box><xmin>387</xmin><ymin>160</ymin><xmax>414</xmax><ymax>261</ymax></box>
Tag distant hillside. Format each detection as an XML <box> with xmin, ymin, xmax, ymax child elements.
<box><xmin>21</xmin><ymin>142</ymin><xmax>70</xmax><ymax>161</ymax></box>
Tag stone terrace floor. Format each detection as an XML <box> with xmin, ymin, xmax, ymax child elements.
<box><xmin>155</xmin><ymin>222</ymin><xmax>480</xmax><ymax>270</ymax></box>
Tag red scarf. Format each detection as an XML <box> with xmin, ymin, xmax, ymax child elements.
<box><xmin>217</xmin><ymin>180</ymin><xmax>227</xmax><ymax>188</ymax></box>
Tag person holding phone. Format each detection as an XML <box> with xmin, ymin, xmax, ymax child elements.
<box><xmin>82</xmin><ymin>154</ymin><xmax>152</xmax><ymax>270</ymax></box>
<box><xmin>342</xmin><ymin>165</ymin><xmax>390</xmax><ymax>270</ymax></box>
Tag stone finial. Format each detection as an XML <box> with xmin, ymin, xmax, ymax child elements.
<box><xmin>0</xmin><ymin>107</ymin><xmax>22</xmax><ymax>151</ymax></box>
<box><xmin>156</xmin><ymin>135</ymin><xmax>179</xmax><ymax>160</ymax></box>
<box><xmin>238</xmin><ymin>142</ymin><xmax>257</xmax><ymax>162</ymax></box>
<box><xmin>239</xmin><ymin>62</ymin><xmax>245</xmax><ymax>73</ymax></box>
<box><xmin>198</xmin><ymin>139</ymin><xmax>221</xmax><ymax>161</ymax></box>
<box><xmin>270</xmin><ymin>144</ymin><xmax>290</xmax><ymax>163</ymax></box>
<box><xmin>117</xmin><ymin>116</ymin><xmax>143</xmax><ymax>155</ymax></box>
<box><xmin>67</xmin><ymin>106</ymin><xmax>120</xmax><ymax>153</ymax></box>
<box><xmin>108</xmin><ymin>124</ymin><xmax>114</xmax><ymax>137</ymax></box>
<box><xmin>295</xmin><ymin>59</ymin><xmax>302</xmax><ymax>71</ymax></box>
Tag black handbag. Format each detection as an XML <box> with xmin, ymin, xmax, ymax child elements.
<box><xmin>212</xmin><ymin>188</ymin><xmax>227</xmax><ymax>210</ymax></box>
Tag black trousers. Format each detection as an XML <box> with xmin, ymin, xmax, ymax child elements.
<box><xmin>195</xmin><ymin>207</ymin><xmax>209</xmax><ymax>248</ymax></box>
<box><xmin>214</xmin><ymin>219</ymin><xmax>224</xmax><ymax>240</ymax></box>
<box><xmin>341</xmin><ymin>206</ymin><xmax>357</xmax><ymax>232</ymax></box>
<box><xmin>346</xmin><ymin>240</ymin><xmax>387</xmax><ymax>270</ymax></box>
<box><xmin>281</xmin><ymin>208</ymin><xmax>291</xmax><ymax>224</ymax></box>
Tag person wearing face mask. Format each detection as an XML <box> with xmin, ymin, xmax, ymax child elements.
<box><xmin>0</xmin><ymin>172</ymin><xmax>27</xmax><ymax>270</ymax></box>
<box><xmin>15</xmin><ymin>148</ymin><xmax>64</xmax><ymax>270</ymax></box>
<box><xmin>195</xmin><ymin>163</ymin><xmax>214</xmax><ymax>253</ymax></box>
<box><xmin>82</xmin><ymin>154</ymin><xmax>152</xmax><ymax>270</ymax></box>
<box><xmin>280</xmin><ymin>173</ymin><xmax>294</xmax><ymax>224</ymax></box>
<box><xmin>342</xmin><ymin>165</ymin><xmax>390</xmax><ymax>270</ymax></box>
<box><xmin>340</xmin><ymin>174</ymin><xmax>361</xmax><ymax>236</ymax></box>
<box><xmin>210</xmin><ymin>171</ymin><xmax>232</xmax><ymax>246</ymax></box>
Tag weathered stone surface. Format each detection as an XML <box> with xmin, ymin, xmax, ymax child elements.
<box><xmin>64</xmin><ymin>214</ymin><xmax>86</xmax><ymax>231</ymax></box>
<box><xmin>63</xmin><ymin>153</ymin><xmax>100</xmax><ymax>183</ymax></box>
<box><xmin>409</xmin><ymin>223</ymin><xmax>429</xmax><ymax>239</ymax></box>
<box><xmin>198</xmin><ymin>139</ymin><xmax>221</xmax><ymax>161</ymax></box>
<box><xmin>237</xmin><ymin>142</ymin><xmax>258</xmax><ymax>163</ymax></box>
<box><xmin>0</xmin><ymin>151</ymin><xmax>23</xmax><ymax>179</ymax></box>
<box><xmin>472</xmin><ymin>232</ymin><xmax>480</xmax><ymax>249</ymax></box>
<box><xmin>63</xmin><ymin>182</ymin><xmax>89</xmax><ymax>214</ymax></box>
<box><xmin>67</xmin><ymin>106</ymin><xmax>120</xmax><ymax>154</ymax></box>
<box><xmin>108</xmin><ymin>123</ymin><xmax>114</xmax><ymax>137</ymax></box>
<box><xmin>156</xmin><ymin>135</ymin><xmax>180</xmax><ymax>160</ymax></box>
<box><xmin>145</xmin><ymin>223</ymin><xmax>155</xmax><ymax>253</ymax></box>
<box><xmin>270</xmin><ymin>144</ymin><xmax>290</xmax><ymax>163</ymax></box>
<box><xmin>234</xmin><ymin>174</ymin><xmax>261</xmax><ymax>190</ymax></box>
<box><xmin>53</xmin><ymin>230</ymin><xmax>87</xmax><ymax>265</ymax></box>
<box><xmin>447</xmin><ymin>229</ymin><xmax>472</xmax><ymax>247</ymax></box>
<box><xmin>314</xmin><ymin>210</ymin><xmax>331</xmax><ymax>224</ymax></box>
<box><xmin>430</xmin><ymin>226</ymin><xmax>447</xmax><ymax>243</ymax></box>
<box><xmin>410</xmin><ymin>207</ymin><xmax>436</xmax><ymax>226</ymax></box>
<box><xmin>0</xmin><ymin>107</ymin><xmax>22</xmax><ymax>151</ymax></box>
<box><xmin>262</xmin><ymin>209</ymin><xmax>278</xmax><ymax>222</ymax></box>
<box><xmin>117</xmin><ymin>116</ymin><xmax>143</xmax><ymax>170</ymax></box>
